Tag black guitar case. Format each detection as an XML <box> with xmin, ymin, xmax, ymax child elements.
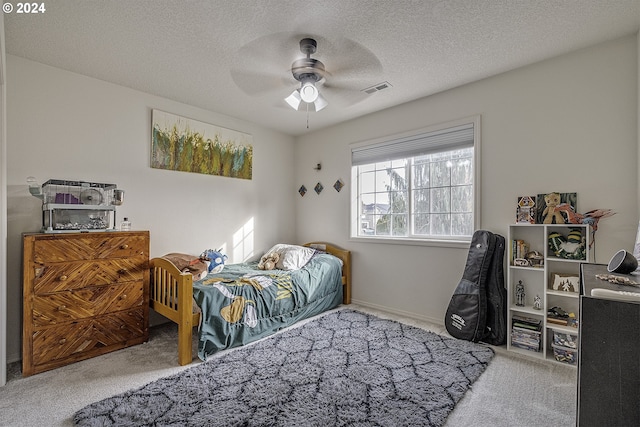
<box><xmin>445</xmin><ymin>230</ymin><xmax>506</xmax><ymax>344</ymax></box>
<box><xmin>483</xmin><ymin>234</ymin><xmax>507</xmax><ymax>345</ymax></box>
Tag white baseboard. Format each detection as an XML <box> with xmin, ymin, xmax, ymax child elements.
<box><xmin>7</xmin><ymin>350</ymin><xmax>19</xmax><ymax>365</ymax></box>
<box><xmin>350</xmin><ymin>299</ymin><xmax>444</xmax><ymax>326</ymax></box>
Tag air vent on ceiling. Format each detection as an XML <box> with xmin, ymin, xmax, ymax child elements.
<box><xmin>362</xmin><ymin>81</ymin><xmax>392</xmax><ymax>94</ymax></box>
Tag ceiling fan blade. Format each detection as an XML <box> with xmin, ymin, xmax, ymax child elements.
<box><xmin>231</xmin><ymin>32</ymin><xmax>311</xmax><ymax>97</ymax></box>
<box><xmin>313</xmin><ymin>36</ymin><xmax>384</xmax><ymax>108</ymax></box>
<box><xmin>231</xmin><ymin>68</ymin><xmax>291</xmax><ymax>97</ymax></box>
<box><xmin>321</xmin><ymin>37</ymin><xmax>383</xmax><ymax>81</ymax></box>
<box><xmin>322</xmin><ymin>89</ymin><xmax>366</xmax><ymax>108</ymax></box>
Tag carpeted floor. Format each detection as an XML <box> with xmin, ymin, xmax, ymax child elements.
<box><xmin>74</xmin><ymin>309</ymin><xmax>494</xmax><ymax>426</ymax></box>
<box><xmin>0</xmin><ymin>305</ymin><xmax>577</xmax><ymax>426</ymax></box>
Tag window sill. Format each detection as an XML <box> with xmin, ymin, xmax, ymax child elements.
<box><xmin>348</xmin><ymin>236</ymin><xmax>471</xmax><ymax>249</ymax></box>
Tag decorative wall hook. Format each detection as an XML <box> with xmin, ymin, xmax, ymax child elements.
<box><xmin>314</xmin><ymin>163</ymin><xmax>322</xmax><ymax>171</ymax></box>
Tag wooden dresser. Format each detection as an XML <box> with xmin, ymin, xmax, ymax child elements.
<box><xmin>22</xmin><ymin>231</ymin><xmax>150</xmax><ymax>376</ymax></box>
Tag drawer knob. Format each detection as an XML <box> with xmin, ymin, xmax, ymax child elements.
<box><xmin>59</xmin><ymin>275</ymin><xmax>68</xmax><ymax>281</ymax></box>
<box><xmin>120</xmin><ymin>294</ymin><xmax>127</xmax><ymax>300</ymax></box>
<box><xmin>118</xmin><ymin>269</ymin><xmax>128</xmax><ymax>275</ymax></box>
<box><xmin>57</xmin><ymin>305</ymin><xmax>66</xmax><ymax>311</ymax></box>
<box><xmin>120</xmin><ymin>244</ymin><xmax>129</xmax><ymax>250</ymax></box>
<box><xmin>59</xmin><ymin>338</ymin><xmax>67</xmax><ymax>345</ymax></box>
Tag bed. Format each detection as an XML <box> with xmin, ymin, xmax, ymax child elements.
<box><xmin>149</xmin><ymin>242</ymin><xmax>351</xmax><ymax>365</ymax></box>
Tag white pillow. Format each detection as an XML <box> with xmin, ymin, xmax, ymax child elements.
<box><xmin>263</xmin><ymin>244</ymin><xmax>316</xmax><ymax>270</ymax></box>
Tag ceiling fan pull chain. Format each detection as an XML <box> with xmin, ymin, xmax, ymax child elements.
<box><xmin>306</xmin><ymin>103</ymin><xmax>310</xmax><ymax>129</ymax></box>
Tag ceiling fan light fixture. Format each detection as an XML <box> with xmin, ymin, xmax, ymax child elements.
<box><xmin>285</xmin><ymin>90</ymin><xmax>302</xmax><ymax>110</ymax></box>
<box><xmin>285</xmin><ymin>38</ymin><xmax>330</xmax><ymax>116</ymax></box>
<box><xmin>299</xmin><ymin>81</ymin><xmax>319</xmax><ymax>103</ymax></box>
<box><xmin>314</xmin><ymin>92</ymin><xmax>328</xmax><ymax>111</ymax></box>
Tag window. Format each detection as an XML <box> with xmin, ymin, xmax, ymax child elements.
<box><xmin>350</xmin><ymin>116</ymin><xmax>480</xmax><ymax>243</ymax></box>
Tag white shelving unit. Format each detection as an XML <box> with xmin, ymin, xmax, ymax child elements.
<box><xmin>507</xmin><ymin>223</ymin><xmax>591</xmax><ymax>365</ymax></box>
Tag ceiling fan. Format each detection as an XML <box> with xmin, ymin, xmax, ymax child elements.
<box><xmin>230</xmin><ymin>33</ymin><xmax>384</xmax><ymax>116</ymax></box>
<box><xmin>284</xmin><ymin>38</ymin><xmax>328</xmax><ymax>112</ymax></box>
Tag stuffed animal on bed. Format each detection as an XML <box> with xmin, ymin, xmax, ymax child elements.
<box><xmin>162</xmin><ymin>253</ymin><xmax>211</xmax><ymax>281</ymax></box>
<box><xmin>258</xmin><ymin>252</ymin><xmax>280</xmax><ymax>270</ymax></box>
<box><xmin>200</xmin><ymin>248</ymin><xmax>227</xmax><ymax>273</ymax></box>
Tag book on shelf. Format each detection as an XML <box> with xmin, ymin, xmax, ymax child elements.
<box><xmin>547</xmin><ymin>317</ymin><xmax>568</xmax><ymax>326</ymax></box>
<box><xmin>512</xmin><ymin>314</ymin><xmax>542</xmax><ymax>330</ymax></box>
<box><xmin>510</xmin><ymin>340</ymin><xmax>542</xmax><ymax>352</ymax></box>
<box><xmin>511</xmin><ymin>331</ymin><xmax>542</xmax><ymax>342</ymax></box>
<box><xmin>510</xmin><ymin>331</ymin><xmax>542</xmax><ymax>352</ymax></box>
<box><xmin>512</xmin><ymin>325</ymin><xmax>542</xmax><ymax>335</ymax></box>
<box><xmin>511</xmin><ymin>336</ymin><xmax>541</xmax><ymax>349</ymax></box>
<box><xmin>547</xmin><ymin>317</ymin><xmax>579</xmax><ymax>328</ymax></box>
<box><xmin>511</xmin><ymin>314</ymin><xmax>543</xmax><ymax>352</ymax></box>
<box><xmin>511</xmin><ymin>239</ymin><xmax>530</xmax><ymax>263</ymax></box>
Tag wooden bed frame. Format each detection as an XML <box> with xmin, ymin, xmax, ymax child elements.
<box><xmin>149</xmin><ymin>242</ymin><xmax>351</xmax><ymax>365</ymax></box>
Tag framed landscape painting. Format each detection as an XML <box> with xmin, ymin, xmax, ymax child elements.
<box><xmin>151</xmin><ymin>110</ymin><xmax>253</xmax><ymax>180</ymax></box>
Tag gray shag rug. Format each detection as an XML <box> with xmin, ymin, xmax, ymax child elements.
<box><xmin>74</xmin><ymin>309</ymin><xmax>494</xmax><ymax>427</ymax></box>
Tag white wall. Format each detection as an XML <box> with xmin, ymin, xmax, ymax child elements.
<box><xmin>295</xmin><ymin>35</ymin><xmax>639</xmax><ymax>324</ymax></box>
<box><xmin>0</xmin><ymin>15</ymin><xmax>7</xmax><ymax>386</ymax></box>
<box><xmin>5</xmin><ymin>56</ymin><xmax>296</xmax><ymax>362</ymax></box>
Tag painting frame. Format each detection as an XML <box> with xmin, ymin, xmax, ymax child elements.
<box><xmin>516</xmin><ymin>195</ymin><xmax>536</xmax><ymax>223</ymax></box>
<box><xmin>151</xmin><ymin>109</ymin><xmax>253</xmax><ymax>180</ymax></box>
<box><xmin>535</xmin><ymin>192</ymin><xmax>577</xmax><ymax>224</ymax></box>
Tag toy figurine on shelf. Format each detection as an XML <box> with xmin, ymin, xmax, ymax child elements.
<box><xmin>533</xmin><ymin>295</ymin><xmax>542</xmax><ymax>310</ymax></box>
<box><xmin>516</xmin><ymin>280</ymin><xmax>525</xmax><ymax>306</ymax></box>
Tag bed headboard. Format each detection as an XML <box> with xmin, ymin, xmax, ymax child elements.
<box><xmin>304</xmin><ymin>241</ymin><xmax>351</xmax><ymax>304</ymax></box>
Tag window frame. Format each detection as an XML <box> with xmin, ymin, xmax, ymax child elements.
<box><xmin>349</xmin><ymin>115</ymin><xmax>481</xmax><ymax>247</ymax></box>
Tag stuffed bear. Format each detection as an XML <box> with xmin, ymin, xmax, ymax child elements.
<box><xmin>200</xmin><ymin>248</ymin><xmax>227</xmax><ymax>273</ymax></box>
<box><xmin>542</xmin><ymin>192</ymin><xmax>566</xmax><ymax>224</ymax></box>
<box><xmin>258</xmin><ymin>252</ymin><xmax>280</xmax><ymax>270</ymax></box>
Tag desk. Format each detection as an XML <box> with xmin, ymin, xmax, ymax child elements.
<box><xmin>577</xmin><ymin>263</ymin><xmax>640</xmax><ymax>426</ymax></box>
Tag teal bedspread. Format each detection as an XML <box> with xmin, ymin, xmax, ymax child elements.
<box><xmin>193</xmin><ymin>252</ymin><xmax>343</xmax><ymax>360</ymax></box>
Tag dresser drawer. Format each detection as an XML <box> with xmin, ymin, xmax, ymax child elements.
<box><xmin>32</xmin><ymin>258</ymin><xmax>146</xmax><ymax>294</ymax></box>
<box><xmin>33</xmin><ymin>233</ymin><xmax>149</xmax><ymax>263</ymax></box>
<box><xmin>32</xmin><ymin>281</ymin><xmax>145</xmax><ymax>326</ymax></box>
<box><xmin>31</xmin><ymin>308</ymin><xmax>147</xmax><ymax>366</ymax></box>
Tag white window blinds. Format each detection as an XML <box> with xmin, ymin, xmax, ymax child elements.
<box><xmin>351</xmin><ymin>122</ymin><xmax>474</xmax><ymax>166</ymax></box>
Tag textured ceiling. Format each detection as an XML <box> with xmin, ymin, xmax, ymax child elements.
<box><xmin>4</xmin><ymin>0</ymin><xmax>640</xmax><ymax>136</ymax></box>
